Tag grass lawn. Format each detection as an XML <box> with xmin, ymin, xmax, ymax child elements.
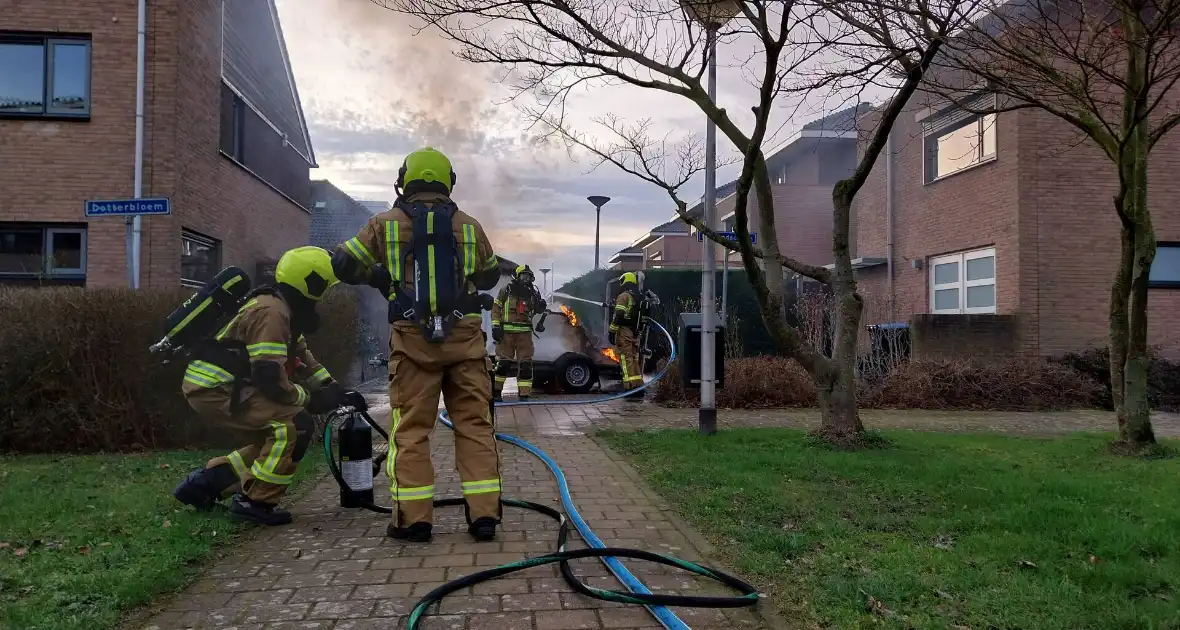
<box><xmin>603</xmin><ymin>428</ymin><xmax>1180</xmax><ymax>630</ymax></box>
<box><xmin>0</xmin><ymin>451</ymin><xmax>322</xmax><ymax>630</ymax></box>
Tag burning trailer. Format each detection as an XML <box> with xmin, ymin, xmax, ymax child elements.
<box><xmin>479</xmin><ymin>261</ymin><xmax>624</xmax><ymax>394</ymax></box>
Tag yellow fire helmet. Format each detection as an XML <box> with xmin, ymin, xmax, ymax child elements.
<box><xmin>274</xmin><ymin>246</ymin><xmax>339</xmax><ymax>301</ymax></box>
<box><xmin>396</xmin><ymin>146</ymin><xmax>457</xmax><ymax>193</ymax></box>
<box><xmin>620</xmin><ymin>272</ymin><xmax>638</xmax><ymax>286</ymax></box>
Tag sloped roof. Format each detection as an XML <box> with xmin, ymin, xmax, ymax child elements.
<box><xmin>222</xmin><ymin>0</ymin><xmax>315</xmax><ymax>166</ymax></box>
<box><xmin>801</xmin><ymin>103</ymin><xmax>873</xmax><ymax>133</ymax></box>
<box><xmin>650</xmin><ymin>219</ymin><xmax>691</xmax><ymax>234</ymax></box>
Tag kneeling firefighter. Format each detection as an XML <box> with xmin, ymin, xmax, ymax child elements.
<box><xmin>331</xmin><ymin>146</ymin><xmax>504</xmax><ymax>544</ymax></box>
<box><xmin>491</xmin><ymin>264</ymin><xmax>546</xmax><ymax>401</ymax></box>
<box><xmin>609</xmin><ymin>271</ymin><xmax>647</xmax><ymax>400</ymax></box>
<box><xmin>172</xmin><ymin>246</ymin><xmax>356</xmax><ymax>526</ymax></box>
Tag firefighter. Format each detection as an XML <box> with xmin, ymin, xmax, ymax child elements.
<box><xmin>330</xmin><ymin>146</ymin><xmax>503</xmax><ymax>544</ymax></box>
<box><xmin>172</xmin><ymin>246</ymin><xmax>354</xmax><ymax>526</ymax></box>
<box><xmin>491</xmin><ymin>264</ymin><xmax>546</xmax><ymax>401</ymax></box>
<box><xmin>609</xmin><ymin>271</ymin><xmax>646</xmax><ymax>400</ymax></box>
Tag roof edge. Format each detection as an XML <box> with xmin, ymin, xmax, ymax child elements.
<box><xmin>267</xmin><ymin>0</ymin><xmax>317</xmax><ymax>168</ymax></box>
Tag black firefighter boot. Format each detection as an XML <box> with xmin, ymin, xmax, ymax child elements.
<box><xmin>386</xmin><ymin>521</ymin><xmax>433</xmax><ymax>543</ymax></box>
<box><xmin>172</xmin><ymin>466</ymin><xmax>233</xmax><ymax>512</ymax></box>
<box><xmin>228</xmin><ymin>492</ymin><xmax>293</xmax><ymax>526</ymax></box>
<box><xmin>468</xmin><ymin>517</ymin><xmax>498</xmax><ymax>542</ymax></box>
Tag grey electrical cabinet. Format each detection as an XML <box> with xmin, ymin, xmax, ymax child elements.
<box><xmin>677</xmin><ymin>312</ymin><xmax>725</xmax><ymax>390</ymax></box>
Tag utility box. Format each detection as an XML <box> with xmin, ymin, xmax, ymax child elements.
<box><xmin>678</xmin><ymin>312</ymin><xmax>725</xmax><ymax>390</ymax></box>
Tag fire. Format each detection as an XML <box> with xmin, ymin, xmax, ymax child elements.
<box><xmin>601</xmin><ymin>347</ymin><xmax>620</xmax><ymax>363</ymax></box>
<box><xmin>559</xmin><ymin>304</ymin><xmax>578</xmax><ymax>327</ymax></box>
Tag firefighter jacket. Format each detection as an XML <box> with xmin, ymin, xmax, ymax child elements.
<box><xmin>339</xmin><ymin>193</ymin><xmax>499</xmax><ymax>330</ymax></box>
<box><xmin>491</xmin><ymin>285</ymin><xmax>543</xmax><ymax>334</ymax></box>
<box><xmin>181</xmin><ymin>293</ymin><xmax>334</xmax><ymax>406</ymax></box>
<box><xmin>610</xmin><ymin>289</ymin><xmax>641</xmax><ymax>334</ymax></box>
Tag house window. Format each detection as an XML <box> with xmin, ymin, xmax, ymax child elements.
<box><xmin>0</xmin><ymin>34</ymin><xmax>91</xmax><ymax>118</ymax></box>
<box><xmin>930</xmin><ymin>247</ymin><xmax>996</xmax><ymax>314</ymax></box>
<box><xmin>0</xmin><ymin>224</ymin><xmax>87</xmax><ymax>279</ymax></box>
<box><xmin>1149</xmin><ymin>243</ymin><xmax>1180</xmax><ymax>288</ymax></box>
<box><xmin>181</xmin><ymin>229</ymin><xmax>222</xmax><ymax>288</ymax></box>
<box><xmin>923</xmin><ymin>94</ymin><xmax>997</xmax><ymax>183</ymax></box>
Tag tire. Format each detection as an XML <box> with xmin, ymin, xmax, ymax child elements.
<box><xmin>556</xmin><ymin>355</ymin><xmax>596</xmax><ymax>394</ymax></box>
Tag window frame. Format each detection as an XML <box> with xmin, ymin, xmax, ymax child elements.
<box><xmin>929</xmin><ymin>247</ymin><xmax>997</xmax><ymax>315</ymax></box>
<box><xmin>180</xmin><ymin>229</ymin><xmax>223</xmax><ymax>289</ymax></box>
<box><xmin>0</xmin><ymin>224</ymin><xmax>87</xmax><ymax>278</ymax></box>
<box><xmin>922</xmin><ymin>93</ymin><xmax>997</xmax><ymax>184</ymax></box>
<box><xmin>0</xmin><ymin>33</ymin><xmax>92</xmax><ymax>120</ymax></box>
<box><xmin>1149</xmin><ymin>241</ymin><xmax>1180</xmax><ymax>289</ymax></box>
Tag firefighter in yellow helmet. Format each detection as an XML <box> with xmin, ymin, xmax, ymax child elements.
<box><xmin>330</xmin><ymin>147</ymin><xmax>504</xmax><ymax>543</ymax></box>
<box><xmin>172</xmin><ymin>246</ymin><xmax>354</xmax><ymax>525</ymax></box>
<box><xmin>491</xmin><ymin>264</ymin><xmax>546</xmax><ymax>400</ymax></box>
<box><xmin>609</xmin><ymin>271</ymin><xmax>646</xmax><ymax>400</ymax></box>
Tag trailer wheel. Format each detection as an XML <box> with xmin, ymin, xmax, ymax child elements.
<box><xmin>556</xmin><ymin>356</ymin><xmax>596</xmax><ymax>394</ymax></box>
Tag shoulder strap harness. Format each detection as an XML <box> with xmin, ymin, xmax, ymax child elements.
<box><xmin>390</xmin><ymin>199</ymin><xmax>469</xmax><ymax>343</ymax></box>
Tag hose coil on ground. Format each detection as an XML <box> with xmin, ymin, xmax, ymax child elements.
<box><xmin>323</xmin><ymin>321</ymin><xmax>761</xmax><ymax>630</ymax></box>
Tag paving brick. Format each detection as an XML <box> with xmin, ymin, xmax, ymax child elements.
<box><xmin>287</xmin><ymin>586</ymin><xmax>356</xmax><ymax>603</ymax></box>
<box><xmin>470</xmin><ymin>578</ymin><xmax>530</xmax><ymax>595</ymax></box>
<box><xmin>599</xmin><ymin>607</ymin><xmax>660</xmax><ymax>628</ymax></box>
<box><xmin>437</xmin><ymin>595</ymin><xmax>500</xmax><ymax>615</ymax></box>
<box><xmin>228</xmin><ymin>589</ymin><xmax>295</xmax><ymax>606</ymax></box>
<box><xmin>417</xmin><ymin>616</ymin><xmax>466</xmax><ymax>629</ymax></box>
<box><xmin>534</xmin><ymin>609</ymin><xmax>602</xmax><ymax>629</ymax></box>
<box><xmin>466</xmin><ymin>611</ymin><xmax>535</xmax><ymax>629</ymax></box>
<box><xmin>330</xmin><ymin>570</ymin><xmax>393</xmax><ymax>586</ymax></box>
<box><xmin>263</xmin><ymin>622</ymin><xmax>334</xmax><ymax>630</ymax></box>
<box><xmin>500</xmin><ymin>593</ymin><xmax>563</xmax><ymax>611</ymax></box>
<box><xmin>423</xmin><ymin>553</ymin><xmax>475</xmax><ymax>567</ymax></box>
<box><xmin>369</xmin><ymin>555</ymin><xmax>425</xmax><ymax>570</ymax></box>
<box><xmin>307</xmin><ymin>599</ymin><xmax>378</xmax><ymax>619</ymax></box>
<box><xmin>238</xmin><ymin>603</ymin><xmax>312</xmax><ymax>624</ymax></box>
<box><xmin>333</xmin><ymin>618</ymin><xmax>407</xmax><ymax>630</ymax></box>
<box><xmin>390</xmin><ymin>567</ymin><xmax>448</xmax><ymax>583</ymax></box>
<box><xmin>350</xmin><ymin>582</ymin><xmax>415</xmax><ymax>599</ymax></box>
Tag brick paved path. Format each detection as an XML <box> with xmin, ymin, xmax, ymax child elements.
<box><xmin>140</xmin><ymin>398</ymin><xmax>773</xmax><ymax>630</ymax></box>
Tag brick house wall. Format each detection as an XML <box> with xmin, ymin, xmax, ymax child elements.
<box><xmin>852</xmin><ymin>95</ymin><xmax>1180</xmax><ymax>358</ymax></box>
<box><xmin>1</xmin><ymin>0</ymin><xmax>312</xmax><ymax>289</ymax></box>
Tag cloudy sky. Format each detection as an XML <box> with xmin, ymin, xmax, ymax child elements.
<box><xmin>273</xmin><ymin>0</ymin><xmax>855</xmax><ymax>287</ymax></box>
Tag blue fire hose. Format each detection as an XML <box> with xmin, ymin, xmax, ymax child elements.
<box><xmin>323</xmin><ymin>320</ymin><xmax>760</xmax><ymax>630</ymax></box>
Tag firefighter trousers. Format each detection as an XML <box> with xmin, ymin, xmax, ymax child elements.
<box><xmin>494</xmin><ymin>331</ymin><xmax>535</xmax><ymax>397</ymax></box>
<box><xmin>616</xmin><ymin>328</ymin><xmax>644</xmax><ymax>392</ymax></box>
<box><xmin>387</xmin><ymin>319</ymin><xmax>501</xmax><ymax>527</ymax></box>
<box><xmin>185</xmin><ymin>386</ymin><xmax>315</xmax><ymax>505</ymax></box>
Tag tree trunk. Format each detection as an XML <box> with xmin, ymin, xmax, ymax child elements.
<box><xmin>1109</xmin><ymin>224</ymin><xmax>1132</xmax><ymax>436</ymax></box>
<box><xmin>1124</xmin><ymin>150</ymin><xmax>1156</xmax><ymax>445</ymax></box>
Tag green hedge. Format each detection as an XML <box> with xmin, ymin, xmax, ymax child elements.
<box><xmin>0</xmin><ymin>287</ymin><xmax>359</xmax><ymax>454</ymax></box>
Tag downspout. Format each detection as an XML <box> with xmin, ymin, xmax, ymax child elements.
<box><xmin>885</xmin><ymin>126</ymin><xmax>895</xmax><ymax>321</ymax></box>
<box><xmin>130</xmin><ymin>0</ymin><xmax>147</xmax><ymax>289</ymax></box>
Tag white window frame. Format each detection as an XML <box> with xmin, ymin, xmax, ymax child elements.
<box><xmin>929</xmin><ymin>247</ymin><xmax>996</xmax><ymax>314</ymax></box>
<box><xmin>46</xmin><ymin>227</ymin><xmax>87</xmax><ymax>275</ymax></box>
<box><xmin>0</xmin><ymin>225</ymin><xmax>87</xmax><ymax>277</ymax></box>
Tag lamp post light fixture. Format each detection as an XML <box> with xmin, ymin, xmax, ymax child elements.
<box><xmin>680</xmin><ymin>0</ymin><xmax>739</xmax><ymax>436</ymax></box>
<box><xmin>539</xmin><ymin>267</ymin><xmax>552</xmax><ymax>295</ymax></box>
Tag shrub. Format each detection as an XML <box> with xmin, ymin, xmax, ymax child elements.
<box><xmin>865</xmin><ymin>357</ymin><xmax>1104</xmax><ymax>411</ymax></box>
<box><xmin>1054</xmin><ymin>346</ymin><xmax>1180</xmax><ymax>412</ymax></box>
<box><xmin>0</xmin><ymin>286</ymin><xmax>360</xmax><ymax>454</ymax></box>
<box><xmin>653</xmin><ymin>356</ymin><xmax>817</xmax><ymax>408</ymax></box>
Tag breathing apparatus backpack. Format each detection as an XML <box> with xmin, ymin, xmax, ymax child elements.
<box><xmin>149</xmin><ymin>266</ymin><xmax>254</xmax><ymax>358</ymax></box>
<box><xmin>388</xmin><ymin>198</ymin><xmax>475</xmax><ymax>343</ymax></box>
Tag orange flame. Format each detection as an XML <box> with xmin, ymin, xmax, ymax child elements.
<box><xmin>559</xmin><ymin>304</ymin><xmax>578</xmax><ymax>327</ymax></box>
<box><xmin>601</xmin><ymin>347</ymin><xmax>619</xmax><ymax>363</ymax></box>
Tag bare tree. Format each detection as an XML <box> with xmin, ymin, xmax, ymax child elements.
<box><xmin>370</xmin><ymin>0</ymin><xmax>975</xmax><ymax>446</ymax></box>
<box><xmin>916</xmin><ymin>0</ymin><xmax>1180</xmax><ymax>449</ymax></box>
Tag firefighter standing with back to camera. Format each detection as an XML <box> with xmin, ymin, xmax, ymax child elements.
<box><xmin>491</xmin><ymin>264</ymin><xmax>546</xmax><ymax>401</ymax></box>
<box><xmin>610</xmin><ymin>271</ymin><xmax>647</xmax><ymax>400</ymax></box>
<box><xmin>331</xmin><ymin>147</ymin><xmax>503</xmax><ymax>544</ymax></box>
<box><xmin>172</xmin><ymin>246</ymin><xmax>358</xmax><ymax>526</ymax></box>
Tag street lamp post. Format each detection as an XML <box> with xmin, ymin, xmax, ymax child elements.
<box><xmin>588</xmin><ymin>195</ymin><xmax>611</xmax><ymax>337</ymax></box>
<box><xmin>539</xmin><ymin>267</ymin><xmax>552</xmax><ymax>296</ymax></box>
<box><xmin>681</xmin><ymin>0</ymin><xmax>739</xmax><ymax>436</ymax></box>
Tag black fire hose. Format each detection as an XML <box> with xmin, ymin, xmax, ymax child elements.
<box><xmin>322</xmin><ymin>408</ymin><xmax>759</xmax><ymax>629</ymax></box>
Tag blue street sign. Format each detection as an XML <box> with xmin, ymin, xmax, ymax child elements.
<box><xmin>85</xmin><ymin>197</ymin><xmax>172</xmax><ymax>217</ymax></box>
<box><xmin>697</xmin><ymin>230</ymin><xmax>757</xmax><ymax>245</ymax></box>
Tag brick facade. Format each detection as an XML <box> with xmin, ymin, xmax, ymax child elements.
<box><xmin>0</xmin><ymin>0</ymin><xmax>312</xmax><ymax>289</ymax></box>
<box><xmin>853</xmin><ymin>99</ymin><xmax>1180</xmax><ymax>358</ymax></box>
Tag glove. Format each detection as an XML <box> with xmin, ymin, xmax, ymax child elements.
<box><xmin>367</xmin><ymin>264</ymin><xmax>392</xmax><ymax>295</ymax></box>
<box><xmin>608</xmin><ymin>331</ymin><xmax>617</xmax><ymax>345</ymax></box>
<box><xmin>306</xmin><ymin>383</ymin><xmax>344</xmax><ymax>414</ymax></box>
<box><xmin>492</xmin><ymin>326</ymin><xmax>504</xmax><ymax>344</ymax></box>
<box><xmin>340</xmin><ymin>390</ymin><xmax>368</xmax><ymax>412</ymax></box>
<box><xmin>537</xmin><ymin>299</ymin><xmax>547</xmax><ymax>313</ymax></box>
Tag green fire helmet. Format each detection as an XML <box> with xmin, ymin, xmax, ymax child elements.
<box><xmin>275</xmin><ymin>246</ymin><xmax>339</xmax><ymax>301</ymax></box>
<box><xmin>396</xmin><ymin>146</ymin><xmax>457</xmax><ymax>193</ymax></box>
